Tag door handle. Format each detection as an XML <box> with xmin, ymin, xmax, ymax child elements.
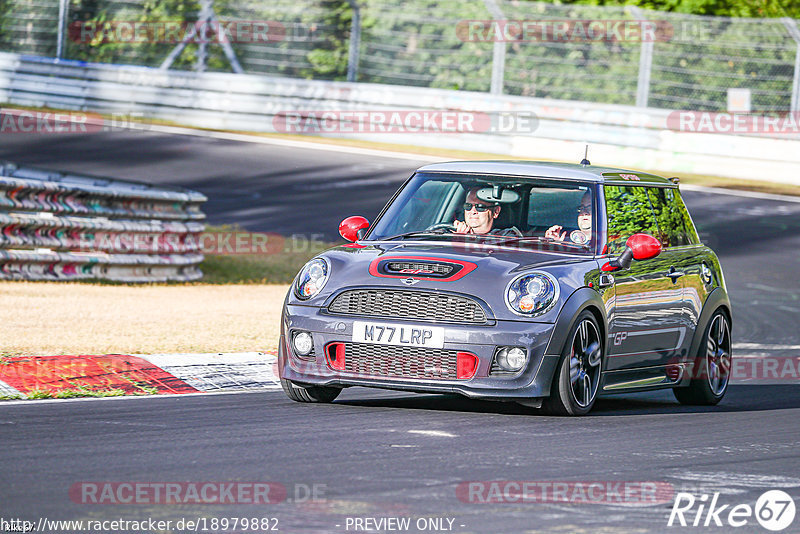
<box><xmin>599</xmin><ymin>274</ymin><xmax>614</xmax><ymax>287</ymax></box>
<box><xmin>667</xmin><ymin>268</ymin><xmax>685</xmax><ymax>281</ymax></box>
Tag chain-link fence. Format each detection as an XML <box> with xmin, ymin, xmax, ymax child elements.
<box><xmin>2</xmin><ymin>0</ymin><xmax>799</xmax><ymax>113</ymax></box>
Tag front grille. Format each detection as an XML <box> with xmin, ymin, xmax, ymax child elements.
<box><xmin>328</xmin><ymin>289</ymin><xmax>487</xmax><ymax>324</ymax></box>
<box><xmin>342</xmin><ymin>342</ymin><xmax>458</xmax><ymax>379</ymax></box>
<box><xmin>385</xmin><ymin>261</ymin><xmax>455</xmax><ymax>276</ymax></box>
<box><xmin>490</xmin><ymin>361</ymin><xmax>515</xmax><ymax>376</ymax></box>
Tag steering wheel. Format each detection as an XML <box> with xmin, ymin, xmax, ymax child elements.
<box><xmin>425</xmin><ymin>222</ymin><xmax>456</xmax><ymax>233</ymax></box>
<box><xmin>504</xmin><ymin>226</ymin><xmax>523</xmax><ymax>237</ymax></box>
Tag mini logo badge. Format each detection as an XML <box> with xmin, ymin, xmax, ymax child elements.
<box><xmin>401</xmin><ymin>278</ymin><xmax>420</xmax><ymax>286</ymax></box>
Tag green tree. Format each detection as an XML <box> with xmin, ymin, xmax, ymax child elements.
<box><xmin>557</xmin><ymin>0</ymin><xmax>800</xmax><ymax>17</ymax></box>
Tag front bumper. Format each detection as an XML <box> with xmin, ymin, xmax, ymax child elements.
<box><xmin>278</xmin><ymin>303</ymin><xmax>561</xmax><ymax>400</ymax></box>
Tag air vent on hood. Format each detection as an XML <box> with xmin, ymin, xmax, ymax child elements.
<box><xmin>369</xmin><ymin>256</ymin><xmax>477</xmax><ymax>281</ymax></box>
<box><xmin>383</xmin><ymin>261</ymin><xmax>458</xmax><ymax>278</ymax></box>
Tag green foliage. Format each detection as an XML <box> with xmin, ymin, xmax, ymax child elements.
<box><xmin>301</xmin><ymin>1</ymin><xmax>352</xmax><ymax>78</ymax></box>
<box><xmin>3</xmin><ymin>0</ymin><xmax>799</xmax><ymax>108</ymax></box>
<box><xmin>66</xmin><ymin>0</ymin><xmax>202</xmax><ymax>69</ymax></box>
<box><xmin>3</xmin><ymin>385</ymin><xmax>131</xmax><ymax>400</ymax></box>
<box><xmin>559</xmin><ymin>0</ymin><xmax>800</xmax><ymax>18</ymax></box>
<box><xmin>605</xmin><ymin>185</ymin><xmax>658</xmax><ymax>254</ymax></box>
<box><xmin>358</xmin><ymin>0</ymin><xmax>494</xmax><ymax>91</ymax></box>
<box><xmin>199</xmin><ymin>225</ymin><xmax>335</xmax><ymax>284</ymax></box>
<box><xmin>0</xmin><ymin>0</ymin><xmax>9</xmax><ymax>43</ymax></box>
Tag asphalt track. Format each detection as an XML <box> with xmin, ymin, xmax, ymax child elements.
<box><xmin>2</xmin><ymin>129</ymin><xmax>800</xmax><ymax>533</ymax></box>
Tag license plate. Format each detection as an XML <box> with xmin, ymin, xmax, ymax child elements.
<box><xmin>352</xmin><ymin>321</ymin><xmax>444</xmax><ymax>349</ymax></box>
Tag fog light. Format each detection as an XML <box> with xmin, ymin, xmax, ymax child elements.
<box><xmin>495</xmin><ymin>347</ymin><xmax>527</xmax><ymax>372</ymax></box>
<box><xmin>293</xmin><ymin>332</ymin><xmax>314</xmax><ymax>356</ymax></box>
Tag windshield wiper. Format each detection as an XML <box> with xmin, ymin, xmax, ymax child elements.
<box><xmin>491</xmin><ymin>236</ymin><xmax>590</xmax><ymax>249</ymax></box>
<box><xmin>382</xmin><ymin>230</ymin><xmax>449</xmax><ymax>240</ymax></box>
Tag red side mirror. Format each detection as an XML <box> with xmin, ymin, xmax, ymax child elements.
<box><xmin>339</xmin><ymin>216</ymin><xmax>369</xmax><ymax>242</ymax></box>
<box><xmin>602</xmin><ymin>233</ymin><xmax>662</xmax><ymax>272</ymax></box>
<box><xmin>626</xmin><ymin>233</ymin><xmax>662</xmax><ymax>261</ymax></box>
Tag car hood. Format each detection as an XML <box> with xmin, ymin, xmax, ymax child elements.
<box><xmin>293</xmin><ymin>240</ymin><xmax>600</xmax><ymax>323</ymax></box>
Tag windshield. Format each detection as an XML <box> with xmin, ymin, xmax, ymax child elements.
<box><xmin>367</xmin><ymin>172</ymin><xmax>596</xmax><ymax>253</ymax></box>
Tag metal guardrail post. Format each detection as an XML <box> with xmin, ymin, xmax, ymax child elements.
<box><xmin>629</xmin><ymin>6</ymin><xmax>653</xmax><ymax>108</ymax></box>
<box><xmin>781</xmin><ymin>18</ymin><xmax>800</xmax><ymax>113</ymax></box>
<box><xmin>56</xmin><ymin>0</ymin><xmax>69</xmax><ymax>60</ymax></box>
<box><xmin>161</xmin><ymin>0</ymin><xmax>244</xmax><ymax>73</ymax></box>
<box><xmin>195</xmin><ymin>0</ymin><xmax>213</xmax><ymax>73</ymax></box>
<box><xmin>483</xmin><ymin>0</ymin><xmax>506</xmax><ymax>95</ymax></box>
<box><xmin>346</xmin><ymin>0</ymin><xmax>362</xmax><ymax>83</ymax></box>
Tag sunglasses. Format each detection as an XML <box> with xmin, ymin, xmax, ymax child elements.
<box><xmin>577</xmin><ymin>205</ymin><xmax>592</xmax><ymax>215</ymax></box>
<box><xmin>463</xmin><ymin>202</ymin><xmax>496</xmax><ymax>212</ymax></box>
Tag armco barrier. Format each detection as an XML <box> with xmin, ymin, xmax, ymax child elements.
<box><xmin>0</xmin><ymin>161</ymin><xmax>206</xmax><ymax>282</ymax></box>
<box><xmin>2</xmin><ymin>51</ymin><xmax>800</xmax><ymax>183</ymax></box>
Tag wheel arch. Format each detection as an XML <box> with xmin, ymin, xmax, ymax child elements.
<box><xmin>677</xmin><ymin>286</ymin><xmax>732</xmax><ymax>386</ymax></box>
<box><xmin>541</xmin><ymin>287</ymin><xmax>608</xmax><ymax>387</ymax></box>
<box><xmin>545</xmin><ymin>287</ymin><xmax>608</xmax><ymax>355</ymax></box>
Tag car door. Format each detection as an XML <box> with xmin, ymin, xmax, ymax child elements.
<box><xmin>647</xmin><ymin>186</ymin><xmax>706</xmax><ymax>356</ymax></box>
<box><xmin>603</xmin><ymin>184</ymin><xmax>687</xmax><ymax>372</ymax></box>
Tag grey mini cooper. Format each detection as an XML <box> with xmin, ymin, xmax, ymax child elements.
<box><xmin>278</xmin><ymin>161</ymin><xmax>732</xmax><ymax>415</ymax></box>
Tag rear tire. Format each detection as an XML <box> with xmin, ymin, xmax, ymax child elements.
<box><xmin>673</xmin><ymin>310</ymin><xmax>731</xmax><ymax>406</ymax></box>
<box><xmin>280</xmin><ymin>377</ymin><xmax>341</xmax><ymax>403</ymax></box>
<box><xmin>542</xmin><ymin>311</ymin><xmax>603</xmax><ymax>416</ymax></box>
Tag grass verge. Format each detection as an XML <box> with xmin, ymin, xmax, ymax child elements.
<box><xmin>0</xmin><ymin>282</ymin><xmax>288</xmax><ymax>355</ymax></box>
<box><xmin>0</xmin><ymin>385</ymin><xmax>141</xmax><ymax>401</ymax></box>
<box><xmin>199</xmin><ymin>226</ymin><xmax>335</xmax><ymax>284</ymax></box>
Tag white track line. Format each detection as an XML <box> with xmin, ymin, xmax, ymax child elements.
<box><xmin>141</xmin><ymin>124</ymin><xmax>800</xmax><ymax>202</ymax></box>
<box><xmin>19</xmin><ymin>111</ymin><xmax>800</xmax><ymax>200</ymax></box>
<box><xmin>129</xmin><ymin>122</ymin><xmax>447</xmax><ymax>163</ymax></box>
<box><xmin>680</xmin><ymin>184</ymin><xmax>800</xmax><ymax>203</ymax></box>
<box><xmin>733</xmin><ymin>343</ymin><xmax>800</xmax><ymax>350</ymax></box>
<box><xmin>407</xmin><ymin>430</ymin><xmax>457</xmax><ymax>438</ymax></box>
<box><xmin>0</xmin><ymin>388</ymin><xmax>278</xmax><ymax>407</ymax></box>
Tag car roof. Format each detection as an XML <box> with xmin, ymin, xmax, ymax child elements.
<box><xmin>416</xmin><ymin>160</ymin><xmax>675</xmax><ymax>186</ymax></box>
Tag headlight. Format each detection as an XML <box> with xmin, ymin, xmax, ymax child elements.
<box><xmin>295</xmin><ymin>258</ymin><xmax>330</xmax><ymax>300</ymax></box>
<box><xmin>505</xmin><ymin>272</ymin><xmax>559</xmax><ymax>316</ymax></box>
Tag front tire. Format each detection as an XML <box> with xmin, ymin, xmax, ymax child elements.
<box><xmin>673</xmin><ymin>310</ymin><xmax>731</xmax><ymax>406</ymax></box>
<box><xmin>542</xmin><ymin>311</ymin><xmax>603</xmax><ymax>416</ymax></box>
<box><xmin>280</xmin><ymin>377</ymin><xmax>341</xmax><ymax>403</ymax></box>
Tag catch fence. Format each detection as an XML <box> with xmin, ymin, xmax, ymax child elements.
<box><xmin>2</xmin><ymin>0</ymin><xmax>799</xmax><ymax>113</ymax></box>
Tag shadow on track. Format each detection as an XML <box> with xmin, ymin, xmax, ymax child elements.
<box><xmin>330</xmin><ymin>384</ymin><xmax>800</xmax><ymax>417</ymax></box>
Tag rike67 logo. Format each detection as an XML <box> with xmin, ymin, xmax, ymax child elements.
<box><xmin>668</xmin><ymin>490</ymin><xmax>796</xmax><ymax>531</ymax></box>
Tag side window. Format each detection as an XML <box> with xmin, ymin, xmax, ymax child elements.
<box><xmin>604</xmin><ymin>185</ymin><xmax>659</xmax><ymax>254</ymax></box>
<box><xmin>527</xmin><ymin>186</ymin><xmax>591</xmax><ymax>232</ymax></box>
<box><xmin>670</xmin><ymin>189</ymin><xmax>700</xmax><ymax>245</ymax></box>
<box><xmin>646</xmin><ymin>187</ymin><xmax>700</xmax><ymax>247</ymax></box>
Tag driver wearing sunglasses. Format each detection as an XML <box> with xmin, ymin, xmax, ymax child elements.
<box><xmin>454</xmin><ymin>188</ymin><xmax>501</xmax><ymax>234</ymax></box>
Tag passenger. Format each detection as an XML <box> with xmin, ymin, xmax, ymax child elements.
<box><xmin>545</xmin><ymin>191</ymin><xmax>592</xmax><ymax>245</ymax></box>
